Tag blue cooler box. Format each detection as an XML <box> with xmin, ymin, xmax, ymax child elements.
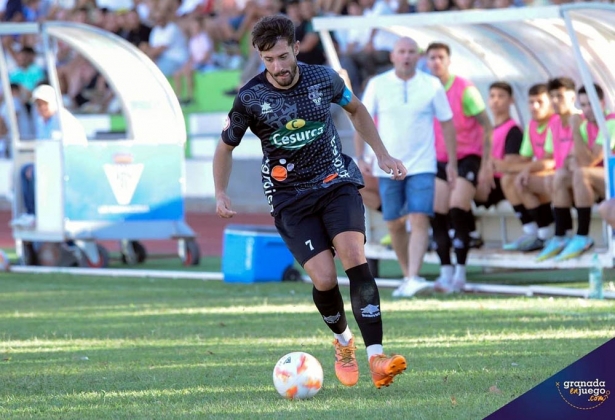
<box><xmin>222</xmin><ymin>225</ymin><xmax>295</xmax><ymax>283</ymax></box>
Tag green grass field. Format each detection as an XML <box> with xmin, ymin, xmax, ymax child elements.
<box><xmin>1</xmin><ymin>258</ymin><xmax>614</xmax><ymax>419</ymax></box>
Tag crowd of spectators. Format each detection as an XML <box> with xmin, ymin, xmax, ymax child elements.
<box><xmin>0</xmin><ymin>0</ymin><xmax>611</xmax><ymax>149</ymax></box>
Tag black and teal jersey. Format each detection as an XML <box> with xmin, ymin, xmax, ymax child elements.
<box><xmin>221</xmin><ymin>63</ymin><xmax>363</xmax><ymax>214</ymax></box>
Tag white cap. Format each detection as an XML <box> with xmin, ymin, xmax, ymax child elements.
<box><xmin>31</xmin><ymin>84</ymin><xmax>58</xmax><ymax>111</ymax></box>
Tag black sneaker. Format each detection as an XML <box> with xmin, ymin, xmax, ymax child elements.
<box><xmin>469</xmin><ymin>235</ymin><xmax>484</xmax><ymax>249</ymax></box>
<box><xmin>518</xmin><ymin>237</ymin><xmax>545</xmax><ymax>252</ymax></box>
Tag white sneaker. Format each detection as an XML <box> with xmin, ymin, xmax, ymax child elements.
<box><xmin>434</xmin><ymin>275</ymin><xmax>454</xmax><ymax>294</ymax></box>
<box><xmin>451</xmin><ymin>276</ymin><xmax>466</xmax><ymax>293</ymax></box>
<box><xmin>392</xmin><ymin>276</ymin><xmax>432</xmax><ymax>298</ymax></box>
<box><xmin>10</xmin><ymin>214</ymin><xmax>35</xmax><ymax>229</ymax></box>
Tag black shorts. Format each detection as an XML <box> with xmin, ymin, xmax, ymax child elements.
<box><xmin>436</xmin><ymin>155</ymin><xmax>482</xmax><ymax>187</ymax></box>
<box><xmin>474</xmin><ymin>177</ymin><xmax>505</xmax><ymax>208</ymax></box>
<box><xmin>274</xmin><ymin>183</ymin><xmax>365</xmax><ymax>267</ymax></box>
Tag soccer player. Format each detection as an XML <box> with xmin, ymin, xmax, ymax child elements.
<box><xmin>533</xmin><ymin>77</ymin><xmax>579</xmax><ymax>261</ymax></box>
<box><xmin>475</xmin><ymin>81</ymin><xmax>524</xmax><ymax>213</ymax></box>
<box><xmin>355</xmin><ymin>37</ymin><xmax>457</xmax><ymax>298</ymax></box>
<box><xmin>213</xmin><ymin>15</ymin><xmax>408</xmax><ymax>389</ymax></box>
<box><xmin>500</xmin><ymin>83</ymin><xmax>557</xmax><ymax>251</ymax></box>
<box><xmin>556</xmin><ymin>83</ymin><xmax>615</xmax><ymax>260</ymax></box>
<box><xmin>426</xmin><ymin>42</ymin><xmax>494</xmax><ymax>293</ymax></box>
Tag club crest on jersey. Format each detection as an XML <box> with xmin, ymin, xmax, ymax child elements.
<box><xmin>261</xmin><ymin>101</ymin><xmax>273</xmax><ymax>115</ymax></box>
<box><xmin>308</xmin><ymin>84</ymin><xmax>322</xmax><ymax>106</ymax></box>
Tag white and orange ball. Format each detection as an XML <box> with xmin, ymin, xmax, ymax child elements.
<box><xmin>273</xmin><ymin>352</ymin><xmax>323</xmax><ymax>399</ymax></box>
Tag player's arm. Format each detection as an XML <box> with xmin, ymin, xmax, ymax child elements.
<box><xmin>344</xmin><ymin>93</ymin><xmax>406</xmax><ymax>179</ymax></box>
<box><xmin>213</xmin><ymin>140</ymin><xmax>237</xmax><ymax>218</ymax></box>
<box><xmin>572</xmin><ymin>114</ymin><xmax>592</xmax><ymax>167</ymax></box>
<box><xmin>214</xmin><ymin>98</ymin><xmax>250</xmax><ymax>217</ymax></box>
<box><xmin>433</xmin><ymin>83</ymin><xmax>457</xmax><ymax>179</ymax></box>
<box><xmin>463</xmin><ymin>86</ymin><xmax>493</xmax><ymax>186</ymax></box>
<box><xmin>592</xmin><ymin>120</ymin><xmax>615</xmax><ymax>166</ymax></box>
<box><xmin>440</xmin><ymin>119</ymin><xmax>457</xmax><ymax>186</ymax></box>
<box><xmin>475</xmin><ymin>110</ymin><xmax>494</xmax><ymax>168</ymax></box>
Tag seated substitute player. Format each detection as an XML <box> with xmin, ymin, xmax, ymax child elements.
<box><xmin>474</xmin><ymin>81</ymin><xmax>524</xmax><ymax>213</ymax></box>
<box><xmin>499</xmin><ymin>83</ymin><xmax>557</xmax><ymax>251</ymax></box>
<box><xmin>533</xmin><ymin>77</ymin><xmax>580</xmax><ymax>261</ymax></box>
<box><xmin>556</xmin><ymin>83</ymin><xmax>615</xmax><ymax>260</ymax></box>
<box><xmin>213</xmin><ymin>15</ymin><xmax>408</xmax><ymax>389</ymax></box>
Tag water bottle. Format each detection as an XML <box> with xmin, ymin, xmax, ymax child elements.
<box><xmin>588</xmin><ymin>253</ymin><xmax>604</xmax><ymax>300</ymax></box>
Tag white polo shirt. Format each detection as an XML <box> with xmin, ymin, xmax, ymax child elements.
<box><xmin>362</xmin><ymin>69</ymin><xmax>453</xmax><ymax>177</ymax></box>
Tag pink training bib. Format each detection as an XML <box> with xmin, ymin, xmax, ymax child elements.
<box><xmin>492</xmin><ymin>118</ymin><xmax>520</xmax><ymax>178</ymax></box>
<box><xmin>549</xmin><ymin>114</ymin><xmax>575</xmax><ymax>169</ymax></box>
<box><xmin>528</xmin><ymin>114</ymin><xmax>558</xmax><ymax>161</ymax></box>
<box><xmin>435</xmin><ymin>76</ymin><xmax>484</xmax><ymax>162</ymax></box>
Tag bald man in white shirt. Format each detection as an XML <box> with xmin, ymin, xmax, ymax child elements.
<box><xmin>355</xmin><ymin>37</ymin><xmax>457</xmax><ymax>297</ymax></box>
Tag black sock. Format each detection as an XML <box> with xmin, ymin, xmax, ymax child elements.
<box><xmin>431</xmin><ymin>212</ymin><xmax>451</xmax><ymax>265</ymax></box>
<box><xmin>466</xmin><ymin>209</ymin><xmax>476</xmax><ymax>233</ymax></box>
<box><xmin>346</xmin><ymin>263</ymin><xmax>382</xmax><ymax>347</ymax></box>
<box><xmin>450</xmin><ymin>207</ymin><xmax>470</xmax><ymax>265</ymax></box>
<box><xmin>538</xmin><ymin>203</ymin><xmax>555</xmax><ymax>228</ymax></box>
<box><xmin>576</xmin><ymin>207</ymin><xmax>592</xmax><ymax>236</ymax></box>
<box><xmin>512</xmin><ymin>204</ymin><xmax>533</xmax><ymax>225</ymax></box>
<box><xmin>554</xmin><ymin>207</ymin><xmax>572</xmax><ymax>236</ymax></box>
<box><xmin>312</xmin><ymin>284</ymin><xmax>348</xmax><ymax>334</ymax></box>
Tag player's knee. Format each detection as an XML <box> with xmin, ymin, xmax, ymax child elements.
<box><xmin>449</xmin><ymin>207</ymin><xmax>470</xmax><ymax>248</ymax></box>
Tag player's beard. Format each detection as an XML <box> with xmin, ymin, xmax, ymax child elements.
<box><xmin>270</xmin><ymin>58</ymin><xmax>298</xmax><ymax>87</ymax></box>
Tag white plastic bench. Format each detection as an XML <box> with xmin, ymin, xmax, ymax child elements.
<box><xmin>364</xmin><ymin>203</ymin><xmax>612</xmax><ymax>274</ymax></box>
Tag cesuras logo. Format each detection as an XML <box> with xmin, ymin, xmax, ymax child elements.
<box><xmin>271</xmin><ymin>119</ymin><xmax>325</xmax><ymax>150</ymax></box>
<box><xmin>556</xmin><ymin>379</ymin><xmax>610</xmax><ymax>410</ymax></box>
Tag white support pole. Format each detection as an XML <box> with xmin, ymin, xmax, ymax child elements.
<box><xmin>562</xmin><ymin>9</ymin><xmax>614</xmax><ymax>268</ymax></box>
<box><xmin>318</xmin><ymin>30</ymin><xmax>341</xmax><ymax>71</ymax></box>
<box><xmin>11</xmin><ymin>265</ymin><xmax>224</xmax><ymax>281</ymax></box>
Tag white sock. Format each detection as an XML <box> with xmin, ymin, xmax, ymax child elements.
<box><xmin>522</xmin><ymin>222</ymin><xmax>538</xmax><ymax>235</ymax></box>
<box><xmin>470</xmin><ymin>231</ymin><xmax>480</xmax><ymax>239</ymax></box>
<box><xmin>367</xmin><ymin>344</ymin><xmax>383</xmax><ymax>361</ymax></box>
<box><xmin>538</xmin><ymin>225</ymin><xmax>554</xmax><ymax>240</ymax></box>
<box><xmin>440</xmin><ymin>265</ymin><xmax>454</xmax><ymax>279</ymax></box>
<box><xmin>334</xmin><ymin>326</ymin><xmax>353</xmax><ymax>346</ymax></box>
<box><xmin>454</xmin><ymin>265</ymin><xmax>466</xmax><ymax>281</ymax></box>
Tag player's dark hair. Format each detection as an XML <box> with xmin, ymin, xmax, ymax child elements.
<box><xmin>547</xmin><ymin>77</ymin><xmax>576</xmax><ymax>92</ymax></box>
<box><xmin>578</xmin><ymin>84</ymin><xmax>604</xmax><ymax>101</ymax></box>
<box><xmin>489</xmin><ymin>81</ymin><xmax>513</xmax><ymax>97</ymax></box>
<box><xmin>528</xmin><ymin>83</ymin><xmax>548</xmax><ymax>96</ymax></box>
<box><xmin>426</xmin><ymin>42</ymin><xmax>450</xmax><ymax>56</ymax></box>
<box><xmin>251</xmin><ymin>15</ymin><xmax>296</xmax><ymax>52</ymax></box>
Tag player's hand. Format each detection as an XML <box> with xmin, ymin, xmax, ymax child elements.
<box><xmin>216</xmin><ymin>192</ymin><xmax>237</xmax><ymax>218</ymax></box>
<box><xmin>515</xmin><ymin>168</ymin><xmax>530</xmax><ymax>190</ymax></box>
<box><xmin>479</xmin><ymin>162</ymin><xmax>495</xmax><ymax>189</ymax></box>
<box><xmin>492</xmin><ymin>159</ymin><xmax>505</xmax><ymax>173</ymax></box>
<box><xmin>570</xmin><ymin>113</ymin><xmax>583</xmax><ymax>130</ymax></box>
<box><xmin>377</xmin><ymin>154</ymin><xmax>406</xmax><ymax>180</ymax></box>
<box><xmin>446</xmin><ymin>162</ymin><xmax>457</xmax><ymax>189</ymax></box>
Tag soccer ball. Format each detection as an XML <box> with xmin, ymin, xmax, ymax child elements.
<box><xmin>0</xmin><ymin>250</ymin><xmax>10</xmax><ymax>271</ymax></box>
<box><xmin>272</xmin><ymin>351</ymin><xmax>323</xmax><ymax>399</ymax></box>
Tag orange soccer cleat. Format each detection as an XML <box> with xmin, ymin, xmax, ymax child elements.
<box><xmin>333</xmin><ymin>338</ymin><xmax>359</xmax><ymax>387</ymax></box>
<box><xmin>369</xmin><ymin>353</ymin><xmax>407</xmax><ymax>389</ymax></box>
